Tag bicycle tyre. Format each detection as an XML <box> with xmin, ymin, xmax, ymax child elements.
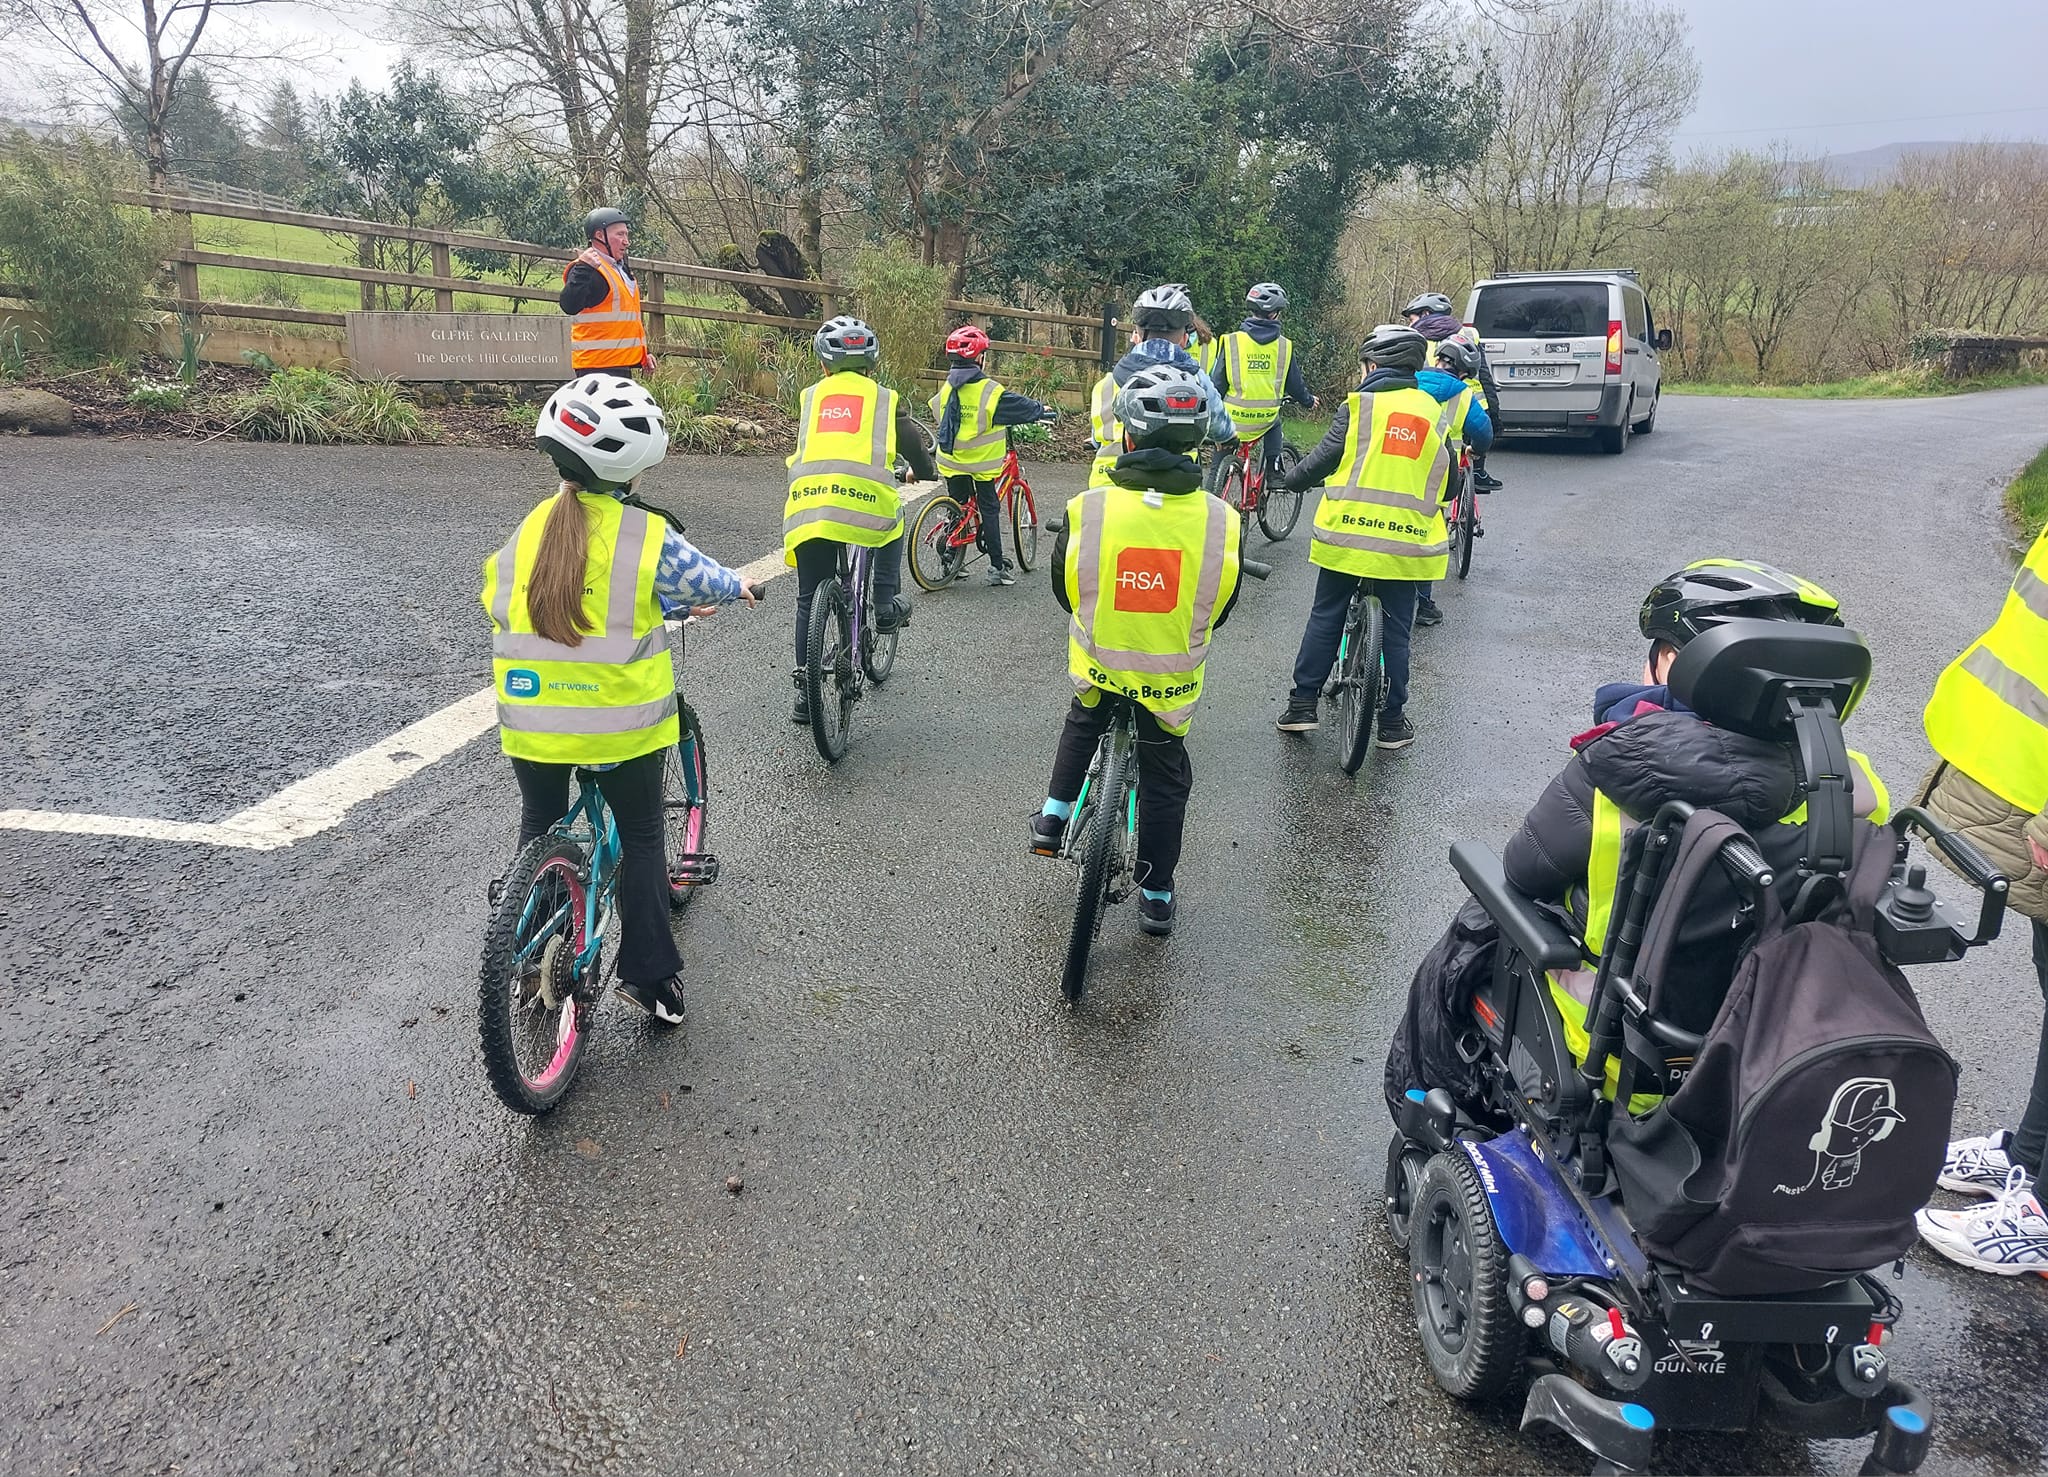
<box><xmin>479</xmin><ymin>833</ymin><xmax>593</xmax><ymax>1115</ymax></box>
<box><xmin>908</xmin><ymin>496</ymin><xmax>966</xmax><ymax>592</ymax></box>
<box><xmin>1455</xmin><ymin>486</ymin><xmax>1476</xmax><ymax>581</ymax></box>
<box><xmin>1338</xmin><ymin>596</ymin><xmax>1384</xmax><ymax>776</ymax></box>
<box><xmin>1219</xmin><ymin>459</ymin><xmax>1247</xmax><ymax>521</ymax></box>
<box><xmin>1061</xmin><ymin>733</ymin><xmax>1127</xmax><ymax>1003</ymax></box>
<box><xmin>1010</xmin><ymin>479</ymin><xmax>1039</xmax><ymax>572</ymax></box>
<box><xmin>861</xmin><ymin>557</ymin><xmax>898</xmax><ymax>685</ymax></box>
<box><xmin>806</xmin><ymin>580</ymin><xmax>854</xmax><ymax>763</ymax></box>
<box><xmin>1260</xmin><ymin>443</ymin><xmax>1305</xmax><ymax>541</ymax></box>
<box><xmin>663</xmin><ymin>704</ymin><xmax>708</xmax><ymax>912</ymax></box>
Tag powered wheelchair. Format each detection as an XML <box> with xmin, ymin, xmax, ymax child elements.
<box><xmin>1383</xmin><ymin>621</ymin><xmax>2010</xmax><ymax>1475</ymax></box>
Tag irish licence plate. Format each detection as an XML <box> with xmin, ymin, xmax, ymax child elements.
<box><xmin>1506</xmin><ymin>364</ymin><xmax>1569</xmax><ymax>381</ymax></box>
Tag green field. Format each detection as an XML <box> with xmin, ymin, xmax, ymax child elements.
<box><xmin>1667</xmin><ymin>366</ymin><xmax>2048</xmax><ymax>400</ymax></box>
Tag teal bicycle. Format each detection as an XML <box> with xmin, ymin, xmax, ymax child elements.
<box><xmin>478</xmin><ymin>621</ymin><xmax>715</xmax><ymax>1115</ymax></box>
<box><xmin>1328</xmin><ymin>586</ymin><xmax>1385</xmax><ymax>775</ymax></box>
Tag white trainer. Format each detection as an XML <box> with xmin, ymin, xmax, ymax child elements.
<box><xmin>1917</xmin><ymin>1167</ymin><xmax>2048</xmax><ymax>1278</ymax></box>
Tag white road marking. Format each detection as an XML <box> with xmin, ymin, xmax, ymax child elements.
<box><xmin>0</xmin><ymin>485</ymin><xmax>950</xmax><ymax>852</ymax></box>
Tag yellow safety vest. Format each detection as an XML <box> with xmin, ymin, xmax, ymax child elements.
<box><xmin>565</xmin><ymin>248</ymin><xmax>645</xmax><ymax>371</ymax></box>
<box><xmin>1218</xmin><ymin>330</ymin><xmax>1292</xmax><ymax>440</ymax></box>
<box><xmin>783</xmin><ymin>372</ymin><xmax>901</xmax><ymax>564</ymax></box>
<box><xmin>1088</xmin><ymin>370</ymin><xmax>1122</xmax><ymax>485</ymax></box>
<box><xmin>1444</xmin><ymin>384</ymin><xmax>1476</xmax><ymax>459</ymax></box>
<box><xmin>1924</xmin><ymin>525</ymin><xmax>2048</xmax><ymax>811</ymax></box>
<box><xmin>482</xmin><ymin>494</ymin><xmax>677</xmax><ymax>765</ymax></box>
<box><xmin>929</xmin><ymin>377</ymin><xmax>1006</xmax><ymax>479</ymax></box>
<box><xmin>1062</xmin><ymin>483</ymin><xmax>1241</xmax><ymax>737</ymax></box>
<box><xmin>1308</xmin><ymin>388</ymin><xmax>1459</xmax><ymax>581</ymax></box>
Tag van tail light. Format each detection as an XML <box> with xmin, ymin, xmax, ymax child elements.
<box><xmin>1605</xmin><ymin>321</ymin><xmax>1623</xmax><ymax>374</ymax></box>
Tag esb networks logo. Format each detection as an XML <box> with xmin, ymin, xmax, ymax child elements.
<box><xmin>1380</xmin><ymin>412</ymin><xmax>1432</xmax><ymax>460</ymax></box>
<box><xmin>1114</xmin><ymin>547</ymin><xmax>1182</xmax><ymax>613</ymax></box>
<box><xmin>816</xmin><ymin>393</ymin><xmax>865</xmax><ymax>434</ymax></box>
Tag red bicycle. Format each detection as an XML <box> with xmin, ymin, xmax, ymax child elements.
<box><xmin>906</xmin><ymin>427</ymin><xmax>1043</xmax><ymax>590</ymax></box>
<box><xmin>1215</xmin><ymin>435</ymin><xmax>1306</xmax><ymax>542</ymax></box>
<box><xmin>1444</xmin><ymin>446</ymin><xmax>1481</xmax><ymax>581</ymax></box>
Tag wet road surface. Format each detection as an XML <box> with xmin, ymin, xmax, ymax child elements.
<box><xmin>5</xmin><ymin>392</ymin><xmax>2048</xmax><ymax>1475</ymax></box>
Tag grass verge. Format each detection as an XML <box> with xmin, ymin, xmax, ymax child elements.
<box><xmin>1668</xmin><ymin>366</ymin><xmax>2048</xmax><ymax>400</ymax></box>
<box><xmin>2007</xmin><ymin>446</ymin><xmax>2048</xmax><ymax>539</ymax></box>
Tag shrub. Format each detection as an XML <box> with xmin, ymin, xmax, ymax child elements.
<box><xmin>768</xmin><ymin>335</ymin><xmax>815</xmax><ymax>415</ymax></box>
<box><xmin>704</xmin><ymin>316</ymin><xmax>772</xmax><ymax>402</ymax></box>
<box><xmin>846</xmin><ymin>241</ymin><xmax>947</xmax><ymax>401</ymax></box>
<box><xmin>127</xmin><ymin>378</ymin><xmax>189</xmax><ymax>412</ymax></box>
<box><xmin>230</xmin><ymin>368</ymin><xmax>428</xmax><ymax>444</ymax></box>
<box><xmin>0</xmin><ymin>134</ymin><xmax>163</xmax><ymax>364</ymax></box>
<box><xmin>0</xmin><ymin>316</ymin><xmax>31</xmax><ymax>379</ymax></box>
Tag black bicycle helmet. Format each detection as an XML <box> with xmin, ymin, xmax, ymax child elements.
<box><xmin>814</xmin><ymin>314</ymin><xmax>879</xmax><ymax>369</ymax></box>
<box><xmin>1402</xmin><ymin>292</ymin><xmax>1453</xmax><ymax>318</ymax></box>
<box><xmin>1112</xmin><ymin>365</ymin><xmax>1207</xmax><ymax>453</ymax></box>
<box><xmin>583</xmin><ymin>206</ymin><xmax>628</xmax><ymax>240</ymax></box>
<box><xmin>1432</xmin><ymin>337</ymin><xmax>1482</xmax><ymax>378</ymax></box>
<box><xmin>1132</xmin><ymin>284</ymin><xmax>1194</xmax><ymax>334</ymax></box>
<box><xmin>1359</xmin><ymin>323</ymin><xmax>1428</xmax><ymax>371</ymax></box>
<box><xmin>1640</xmin><ymin>559</ymin><xmax>1843</xmax><ymax>650</ymax></box>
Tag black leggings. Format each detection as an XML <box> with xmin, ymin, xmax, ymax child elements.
<box><xmin>792</xmin><ymin>535</ymin><xmax>905</xmax><ymax>666</ymax></box>
<box><xmin>511</xmin><ymin>746</ymin><xmax>681</xmax><ymax>986</ymax></box>
<box><xmin>945</xmin><ymin>473</ymin><xmax>1006</xmax><ymax>569</ymax></box>
<box><xmin>1046</xmin><ymin>695</ymin><xmax>1193</xmax><ymax>895</ymax></box>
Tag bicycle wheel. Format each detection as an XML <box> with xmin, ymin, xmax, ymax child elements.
<box><xmin>1337</xmin><ymin>595</ymin><xmax>1385</xmax><ymax>776</ymax></box>
<box><xmin>1259</xmin><ymin>443</ymin><xmax>1305</xmax><ymax>542</ymax></box>
<box><xmin>479</xmin><ymin>833</ymin><xmax>593</xmax><ymax>1115</ymax></box>
<box><xmin>908</xmin><ymin>496</ymin><xmax>966</xmax><ymax>591</ymax></box>
<box><xmin>1010</xmin><ymin>478</ymin><xmax>1039</xmax><ymax>572</ymax></box>
<box><xmin>663</xmin><ymin>704</ymin><xmax>708</xmax><ymax>912</ymax></box>
<box><xmin>1446</xmin><ymin>486</ymin><xmax>1470</xmax><ymax>580</ymax></box>
<box><xmin>861</xmin><ymin>555</ymin><xmax>899</xmax><ymax>685</ymax></box>
<box><xmin>1454</xmin><ymin>486</ymin><xmax>1476</xmax><ymax>581</ymax></box>
<box><xmin>1061</xmin><ymin>730</ymin><xmax>1128</xmax><ymax>1003</ymax></box>
<box><xmin>805</xmin><ymin>580</ymin><xmax>854</xmax><ymax>763</ymax></box>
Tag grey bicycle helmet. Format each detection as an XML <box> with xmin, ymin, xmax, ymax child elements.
<box><xmin>1402</xmin><ymin>292</ymin><xmax>1453</xmax><ymax>318</ymax></box>
<box><xmin>1132</xmin><ymin>283</ymin><xmax>1194</xmax><ymax>334</ymax></box>
<box><xmin>1246</xmin><ymin>282</ymin><xmax>1289</xmax><ymax>314</ymax></box>
<box><xmin>814</xmin><ymin>315</ymin><xmax>879</xmax><ymax>369</ymax></box>
<box><xmin>583</xmin><ymin>206</ymin><xmax>628</xmax><ymax>241</ymax></box>
<box><xmin>1112</xmin><ymin>365</ymin><xmax>1208</xmax><ymax>453</ymax></box>
<box><xmin>1359</xmin><ymin>323</ymin><xmax>1428</xmax><ymax>370</ymax></box>
<box><xmin>1640</xmin><ymin>559</ymin><xmax>1843</xmax><ymax>651</ymax></box>
<box><xmin>1432</xmin><ymin>337</ymin><xmax>1482</xmax><ymax>379</ymax></box>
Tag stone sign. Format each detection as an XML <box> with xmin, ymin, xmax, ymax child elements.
<box><xmin>346</xmin><ymin>311</ymin><xmax>570</xmax><ymax>381</ymax></box>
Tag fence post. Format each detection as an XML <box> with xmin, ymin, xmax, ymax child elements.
<box><xmin>431</xmin><ymin>237</ymin><xmax>454</xmax><ymax>313</ymax></box>
<box><xmin>169</xmin><ymin>202</ymin><xmax>200</xmax><ymax>312</ymax></box>
<box><xmin>359</xmin><ymin>233</ymin><xmax>376</xmax><ymax>312</ymax></box>
<box><xmin>1099</xmin><ymin>300</ymin><xmax>1115</xmax><ymax>370</ymax></box>
<box><xmin>645</xmin><ymin>269</ymin><xmax>666</xmax><ymax>352</ymax></box>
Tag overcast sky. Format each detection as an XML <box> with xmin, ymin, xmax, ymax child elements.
<box><xmin>9</xmin><ymin>0</ymin><xmax>2048</xmax><ymax>161</ymax></box>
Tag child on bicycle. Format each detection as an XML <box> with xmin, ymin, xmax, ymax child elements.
<box><xmin>1030</xmin><ymin>365</ymin><xmax>1243</xmax><ymax>937</ymax></box>
<box><xmin>1087</xmin><ymin>285</ymin><xmax>1234</xmax><ymax>486</ymax></box>
<box><xmin>1204</xmin><ymin>281</ymin><xmax>1317</xmax><ymax>495</ymax></box>
<box><xmin>786</xmin><ymin>316</ymin><xmax>938</xmax><ymax>724</ymax></box>
<box><xmin>484</xmin><ymin>373</ymin><xmax>762</xmax><ymax>1024</ymax></box>
<box><xmin>929</xmin><ymin>324</ymin><xmax>1056</xmax><ymax>587</ymax></box>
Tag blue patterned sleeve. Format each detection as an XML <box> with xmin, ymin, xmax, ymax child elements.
<box><xmin>654</xmin><ymin>525</ymin><xmax>745</xmax><ymax>613</ymax></box>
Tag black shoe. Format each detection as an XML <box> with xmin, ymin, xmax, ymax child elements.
<box><xmin>1138</xmin><ymin>894</ymin><xmax>1177</xmax><ymax>936</ymax></box>
<box><xmin>875</xmin><ymin>594</ymin><xmax>912</xmax><ymax>633</ymax></box>
<box><xmin>1276</xmin><ymin>699</ymin><xmax>1319</xmax><ymax>733</ymax></box>
<box><xmin>1376</xmin><ymin>712</ymin><xmax>1416</xmax><ymax>750</ymax></box>
<box><xmin>1414</xmin><ymin>599</ymin><xmax>1443</xmax><ymax>628</ymax></box>
<box><xmin>790</xmin><ymin>669</ymin><xmax>809</xmax><ymax>725</ymax></box>
<box><xmin>617</xmin><ymin>974</ymin><xmax>686</xmax><ymax>1025</ymax></box>
<box><xmin>1473</xmin><ymin>471</ymin><xmax>1503</xmax><ymax>491</ymax></box>
<box><xmin>1029</xmin><ymin>812</ymin><xmax>1066</xmax><ymax>856</ymax></box>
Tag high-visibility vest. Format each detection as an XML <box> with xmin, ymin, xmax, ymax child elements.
<box><xmin>1062</xmin><ymin>484</ymin><xmax>1241</xmax><ymax>737</ymax></box>
<box><xmin>1925</xmin><ymin>526</ymin><xmax>2048</xmax><ymax>811</ymax></box>
<box><xmin>929</xmin><ymin>377</ymin><xmax>1006</xmax><ymax>479</ymax></box>
<box><xmin>1444</xmin><ymin>384</ymin><xmax>1476</xmax><ymax>456</ymax></box>
<box><xmin>565</xmin><ymin>248</ymin><xmax>646</xmax><ymax>371</ymax></box>
<box><xmin>783</xmin><ymin>372</ymin><xmax>901</xmax><ymax>563</ymax></box>
<box><xmin>1308</xmin><ymin>388</ymin><xmax>1460</xmax><ymax>581</ymax></box>
<box><xmin>482</xmin><ymin>494</ymin><xmax>677</xmax><ymax>765</ymax></box>
<box><xmin>1088</xmin><ymin>370</ymin><xmax>1121</xmax><ymax>485</ymax></box>
<box><xmin>1218</xmin><ymin>330</ymin><xmax>1292</xmax><ymax>440</ymax></box>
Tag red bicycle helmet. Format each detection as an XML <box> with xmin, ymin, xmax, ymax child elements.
<box><xmin>945</xmin><ymin>325</ymin><xmax>990</xmax><ymax>360</ymax></box>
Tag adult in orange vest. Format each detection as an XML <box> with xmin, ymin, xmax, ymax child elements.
<box><xmin>558</xmin><ymin>207</ymin><xmax>654</xmax><ymax>374</ymax></box>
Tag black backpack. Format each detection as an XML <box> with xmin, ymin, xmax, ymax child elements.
<box><xmin>1607</xmin><ymin>814</ymin><xmax>1959</xmax><ymax>1295</ymax></box>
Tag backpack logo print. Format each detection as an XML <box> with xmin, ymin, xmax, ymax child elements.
<box><xmin>1774</xmin><ymin>1077</ymin><xmax>1905</xmax><ymax>1196</ymax></box>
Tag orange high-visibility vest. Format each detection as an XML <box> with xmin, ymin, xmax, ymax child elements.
<box><xmin>566</xmin><ymin>248</ymin><xmax>646</xmax><ymax>371</ymax></box>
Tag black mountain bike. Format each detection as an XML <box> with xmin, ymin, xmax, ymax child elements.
<box><xmin>1326</xmin><ymin>585</ymin><xmax>1385</xmax><ymax>775</ymax></box>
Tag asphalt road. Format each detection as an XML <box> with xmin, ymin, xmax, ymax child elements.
<box><xmin>6</xmin><ymin>390</ymin><xmax>2048</xmax><ymax>1476</ymax></box>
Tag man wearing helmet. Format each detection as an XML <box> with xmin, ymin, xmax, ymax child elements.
<box><xmin>484</xmin><ymin>373</ymin><xmax>763</xmax><ymax>1024</ymax></box>
<box><xmin>783</xmin><ymin>316</ymin><xmax>937</xmax><ymax>726</ymax></box>
<box><xmin>559</xmin><ymin>208</ymin><xmax>654</xmax><ymax>375</ymax></box>
<box><xmin>1403</xmin><ymin>292</ymin><xmax>1502</xmax><ymax>494</ymax></box>
<box><xmin>1274</xmin><ymin>324</ymin><xmax>1490</xmax><ymax>749</ymax></box>
<box><xmin>1089</xmin><ymin>286</ymin><xmax>1233</xmax><ymax>487</ymax></box>
<box><xmin>930</xmin><ymin>324</ymin><xmax>1056</xmax><ymax>587</ymax></box>
<box><xmin>1030</xmin><ymin>365</ymin><xmax>1244</xmax><ymax>937</ymax></box>
<box><xmin>1205</xmin><ymin>282</ymin><xmax>1318</xmax><ymax>496</ymax></box>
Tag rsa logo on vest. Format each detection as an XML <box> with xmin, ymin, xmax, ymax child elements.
<box><xmin>1114</xmin><ymin>547</ymin><xmax>1182</xmax><ymax>614</ymax></box>
<box><xmin>1380</xmin><ymin>412</ymin><xmax>1432</xmax><ymax>460</ymax></box>
<box><xmin>816</xmin><ymin>393</ymin><xmax>866</xmax><ymax>434</ymax></box>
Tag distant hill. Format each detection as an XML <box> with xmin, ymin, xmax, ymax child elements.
<box><xmin>1816</xmin><ymin>140</ymin><xmax>2042</xmax><ymax>187</ymax></box>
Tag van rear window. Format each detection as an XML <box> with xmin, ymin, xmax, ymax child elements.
<box><xmin>1474</xmin><ymin>283</ymin><xmax>1609</xmax><ymax>338</ymax></box>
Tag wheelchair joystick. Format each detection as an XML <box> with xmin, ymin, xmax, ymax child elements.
<box><xmin>1547</xmin><ymin>1299</ymin><xmax>1650</xmax><ymax>1392</ymax></box>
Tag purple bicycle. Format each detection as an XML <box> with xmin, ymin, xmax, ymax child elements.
<box><xmin>803</xmin><ymin>541</ymin><xmax>898</xmax><ymax>762</ymax></box>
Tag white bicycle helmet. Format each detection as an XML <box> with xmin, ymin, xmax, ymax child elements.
<box><xmin>1132</xmin><ymin>283</ymin><xmax>1194</xmax><ymax>333</ymax></box>
<box><xmin>534</xmin><ymin>373</ymin><xmax>669</xmax><ymax>491</ymax></box>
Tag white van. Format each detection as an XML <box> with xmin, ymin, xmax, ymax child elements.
<box><xmin>1464</xmin><ymin>270</ymin><xmax>1669</xmax><ymax>454</ymax></box>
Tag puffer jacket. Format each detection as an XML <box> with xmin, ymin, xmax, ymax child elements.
<box><xmin>1913</xmin><ymin>759</ymin><xmax>2048</xmax><ymax>922</ymax></box>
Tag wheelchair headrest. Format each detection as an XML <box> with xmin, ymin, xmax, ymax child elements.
<box><xmin>1668</xmin><ymin>619</ymin><xmax>1871</xmax><ymax>741</ymax></box>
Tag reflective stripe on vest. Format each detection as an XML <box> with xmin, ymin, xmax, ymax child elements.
<box><xmin>566</xmin><ymin>249</ymin><xmax>646</xmax><ymax>369</ymax></box>
<box><xmin>482</xmin><ymin>496</ymin><xmax>677</xmax><ymax>764</ymax></box>
<box><xmin>1924</xmin><ymin>528</ymin><xmax>2048</xmax><ymax>810</ymax></box>
<box><xmin>1063</xmin><ymin>485</ymin><xmax>1241</xmax><ymax>736</ymax></box>
<box><xmin>783</xmin><ymin>374</ymin><xmax>901</xmax><ymax>561</ymax></box>
<box><xmin>1308</xmin><ymin>389</ymin><xmax>1459</xmax><ymax>580</ymax></box>
<box><xmin>929</xmin><ymin>377</ymin><xmax>1006</xmax><ymax>476</ymax></box>
<box><xmin>1089</xmin><ymin>371</ymin><xmax>1122</xmax><ymax>484</ymax></box>
<box><xmin>1220</xmin><ymin>332</ymin><xmax>1292</xmax><ymax>438</ymax></box>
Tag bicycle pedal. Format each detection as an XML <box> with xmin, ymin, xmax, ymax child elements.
<box><xmin>671</xmin><ymin>853</ymin><xmax>721</xmax><ymax>886</ymax></box>
<box><xmin>1473</xmin><ymin>525</ymin><xmax>1485</xmax><ymax>536</ymax></box>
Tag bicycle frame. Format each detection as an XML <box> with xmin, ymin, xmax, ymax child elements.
<box><xmin>1062</xmin><ymin>701</ymin><xmax>1139</xmax><ymax>866</ymax></box>
<box><xmin>844</xmin><ymin>544</ymin><xmax>873</xmax><ymax>674</ymax></box>
<box><xmin>937</xmin><ymin>440</ymin><xmax>1029</xmax><ymax>553</ymax></box>
<box><xmin>513</xmin><ymin>775</ymin><xmax>621</xmax><ymax>981</ymax></box>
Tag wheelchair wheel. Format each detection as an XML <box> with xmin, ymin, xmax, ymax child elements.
<box><xmin>1410</xmin><ymin>1149</ymin><xmax>1518</xmax><ymax>1401</ymax></box>
<box><xmin>1383</xmin><ymin>1135</ymin><xmax>1430</xmax><ymax>1251</ymax></box>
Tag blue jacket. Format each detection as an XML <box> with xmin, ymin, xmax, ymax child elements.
<box><xmin>934</xmin><ymin>363</ymin><xmax>1049</xmax><ymax>456</ymax></box>
<box><xmin>1111</xmin><ymin>339</ymin><xmax>1234</xmax><ymax>443</ymax></box>
<box><xmin>1594</xmin><ymin>681</ymin><xmax>1690</xmax><ymax>727</ymax></box>
<box><xmin>1209</xmin><ymin>316</ymin><xmax>1317</xmax><ymax>414</ymax></box>
<box><xmin>1416</xmin><ymin>368</ymin><xmax>1494</xmax><ymax>453</ymax></box>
